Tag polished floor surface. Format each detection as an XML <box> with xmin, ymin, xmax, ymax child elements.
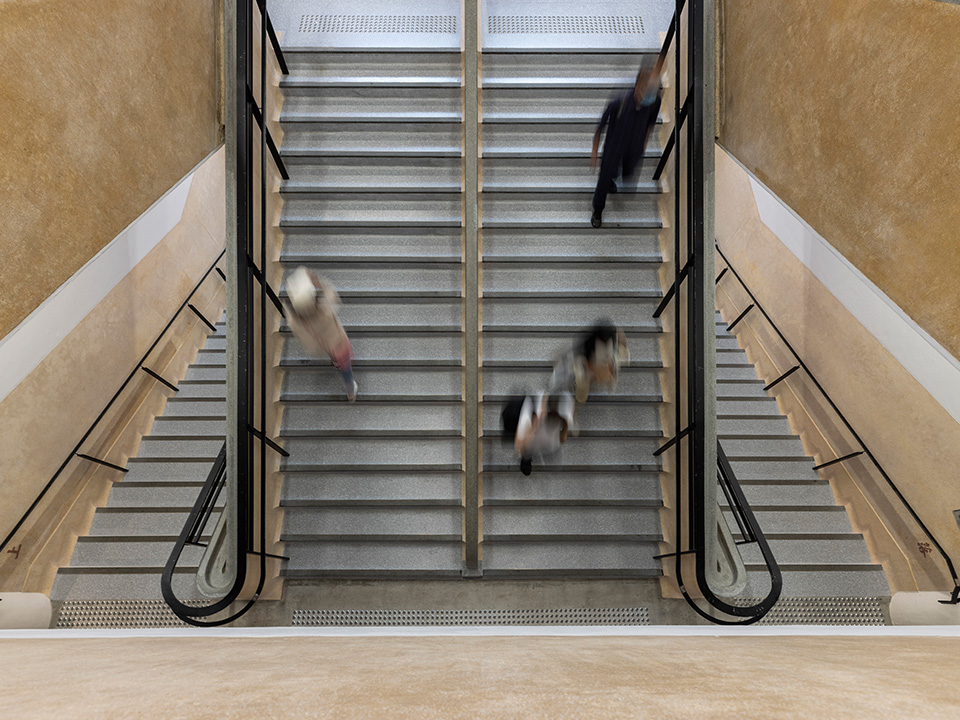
<box><xmin>1</xmin><ymin>631</ymin><xmax>958</xmax><ymax>718</ymax></box>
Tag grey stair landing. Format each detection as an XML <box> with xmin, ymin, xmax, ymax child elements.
<box><xmin>478</xmin><ymin>50</ymin><xmax>666</xmax><ymax>578</ymax></box>
<box><xmin>51</xmin><ymin>320</ymin><xmax>227</xmax><ymax>603</ymax></box>
<box><xmin>716</xmin><ymin>312</ymin><xmax>890</xmax><ymax>599</ymax></box>
<box><xmin>278</xmin><ymin>49</ymin><xmax>465</xmax><ymax>578</ymax></box>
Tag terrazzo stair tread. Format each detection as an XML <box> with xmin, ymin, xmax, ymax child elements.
<box><xmin>482</xmin><ymin>472</ymin><xmax>662</xmax><ymax>505</ymax></box>
<box><xmin>481</xmin><ymin>227</ymin><xmax>661</xmax><ymax>262</ymax></box>
<box><xmin>280</xmin><ymin>227</ymin><xmax>462</xmax><ymax>261</ymax></box>
<box><xmin>717</xmin><ymin>398</ymin><xmax>784</xmax><ymax>416</ymax></box>
<box><xmin>281</xmin><ymin>541</ymin><xmax>463</xmax><ymax>576</ymax></box>
<box><xmin>732</xmin><ymin>482</ymin><xmax>839</xmax><ymax>507</ymax></box>
<box><xmin>481</xmin><ymin>366</ymin><xmax>662</xmax><ymax>401</ymax></box>
<box><xmin>481</xmin><ymin>298</ymin><xmax>660</xmax><ymax>332</ymax></box>
<box><xmin>281</xmin><ymin>77</ymin><xmax>461</xmax><ymax>89</ymax></box>
<box><xmin>160</xmin><ymin>399</ymin><xmax>227</xmax><ymax>418</ymax></box>
<box><xmin>284</xmin><ymin>50</ymin><xmax>462</xmax><ymax>80</ymax></box>
<box><xmin>173</xmin><ymin>382</ymin><xmax>227</xmax><ymax>399</ymax></box>
<box><xmin>482</xmin><ymin>263</ymin><xmax>661</xmax><ymax>294</ymax></box>
<box><xmin>135</xmin><ymin>438</ymin><xmax>226</xmax><ymax>460</ymax></box>
<box><xmin>281</xmin><ymin>507</ymin><xmax>463</xmax><ymax>541</ymax></box>
<box><xmin>737</xmin><ymin>567</ymin><xmax>890</xmax><ymax>599</ymax></box>
<box><xmin>121</xmin><ymin>460</ymin><xmax>220</xmax><ymax>484</ymax></box>
<box><xmin>481</xmin><ymin>87</ymin><xmax>665</xmax><ymax>122</ymax></box>
<box><xmin>717</xmin><ymin>365</ymin><xmax>769</xmax><ymax>381</ymax></box>
<box><xmin>728</xmin><ymin>458</ymin><xmax>820</xmax><ymax>482</ymax></box>
<box><xmin>276</xmin><ymin>263</ymin><xmax>462</xmax><ymax>295</ymax></box>
<box><xmin>193</xmin><ymin>350</ymin><xmax>227</xmax><ymax>365</ymax></box>
<box><xmin>481</xmin><ymin>541</ymin><xmax>662</xmax><ymax>577</ymax></box>
<box><xmin>482</xmin><ymin>436</ymin><xmax>661</xmax><ymax>471</ymax></box>
<box><xmin>737</xmin><ymin>537</ymin><xmax>875</xmax><ymax>567</ymax></box>
<box><xmin>725</xmin><ymin>508</ymin><xmax>853</xmax><ymax>535</ymax></box>
<box><xmin>281</xmin><ymin>437</ymin><xmax>462</xmax><ymax>471</ymax></box>
<box><xmin>50</xmin><ymin>567</ymin><xmax>207</xmax><ymax>602</ymax></box>
<box><xmin>106</xmin><ymin>483</ymin><xmax>220</xmax><ymax>508</ymax></box>
<box><xmin>283</xmin><ymin>160</ymin><xmax>462</xmax><ymax>193</ymax></box>
<box><xmin>280</xmin><ymin>193</ymin><xmax>462</xmax><ymax>227</ymax></box>
<box><xmin>480</xmin><ymin>332</ymin><xmax>660</xmax><ymax>366</ymax></box>
<box><xmin>281</xmin><ymin>367</ymin><xmax>462</xmax><ymax>402</ymax></box>
<box><xmin>483</xmin><ymin>123</ymin><xmax>662</xmax><ymax>157</ymax></box>
<box><xmin>280</xmin><ymin>122</ymin><xmax>462</xmax><ymax>157</ymax></box>
<box><xmin>481</xmin><ymin>158</ymin><xmax>658</xmax><ymax>192</ymax></box>
<box><xmin>720</xmin><ymin>436</ymin><xmax>810</xmax><ymax>458</ymax></box>
<box><xmin>481</xmin><ymin>52</ymin><xmax>648</xmax><ymax>83</ymax></box>
<box><xmin>481</xmin><ymin>402</ymin><xmax>661</xmax><ymax>435</ymax></box>
<box><xmin>281</xmin><ymin>402</ymin><xmax>462</xmax><ymax>436</ymax></box>
<box><xmin>281</xmin><ymin>333</ymin><xmax>462</xmax><ymax>365</ymax></box>
<box><xmin>278</xmin><ymin>300</ymin><xmax>462</xmax><ymax>332</ymax></box>
<box><xmin>282</xmin><ymin>473</ymin><xmax>462</xmax><ymax>506</ymax></box>
<box><xmin>482</xmin><ymin>506</ymin><xmax>662</xmax><ymax>540</ymax></box>
<box><xmin>281</xmin><ymin>84</ymin><xmax>461</xmax><ymax>111</ymax></box>
<box><xmin>148</xmin><ymin>418</ymin><xmax>226</xmax><ymax>437</ymax></box>
<box><xmin>69</xmin><ymin>540</ymin><xmax>206</xmax><ymax>568</ymax></box>
<box><xmin>716</xmin><ymin>336</ymin><xmax>744</xmax><ymax>350</ymax></box>
<box><xmin>718</xmin><ymin>417</ymin><xmax>794</xmax><ymax>436</ymax></box>
<box><xmin>481</xmin><ymin>194</ymin><xmax>661</xmax><ymax>227</ymax></box>
<box><xmin>202</xmin><ymin>337</ymin><xmax>226</xmax><ymax>350</ymax></box>
<box><xmin>181</xmin><ymin>365</ymin><xmax>227</xmax><ymax>382</ymax></box>
<box><xmin>87</xmin><ymin>509</ymin><xmax>220</xmax><ymax>537</ymax></box>
<box><xmin>717</xmin><ymin>381</ymin><xmax>770</xmax><ymax>398</ymax></box>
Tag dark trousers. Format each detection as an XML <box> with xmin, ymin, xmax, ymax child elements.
<box><xmin>592</xmin><ymin>148</ymin><xmax>642</xmax><ymax>213</ymax></box>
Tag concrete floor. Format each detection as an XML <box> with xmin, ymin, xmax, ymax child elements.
<box><xmin>1</xmin><ymin>631</ymin><xmax>958</xmax><ymax>718</ymax></box>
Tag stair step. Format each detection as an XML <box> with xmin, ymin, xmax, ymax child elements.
<box><xmin>50</xmin><ymin>567</ymin><xmax>207</xmax><ymax>602</ymax></box>
<box><xmin>283</xmin><ymin>156</ymin><xmax>461</xmax><ymax>193</ymax></box>
<box><xmin>482</xmin><ymin>193</ymin><xmax>661</xmax><ymax>228</ymax></box>
<box><xmin>483</xmin><ymin>506</ymin><xmax>661</xmax><ymax>540</ymax></box>
<box><xmin>483</xmin><ymin>472</ymin><xmax>661</xmax><ymax>505</ymax></box>
<box><xmin>282</xmin><ymin>473</ymin><xmax>462</xmax><ymax>506</ymax></box>
<box><xmin>482</xmin><ymin>436</ymin><xmax>661</xmax><ymax>472</ymax></box>
<box><xmin>739</xmin><ymin>566</ymin><xmax>890</xmax><ymax>598</ymax></box>
<box><xmin>480</xmin><ymin>332</ymin><xmax>659</xmax><ymax>366</ymax></box>
<box><xmin>173</xmin><ymin>382</ymin><xmax>226</xmax><ymax>399</ymax></box>
<box><xmin>728</xmin><ymin>458</ymin><xmax>820</xmax><ymax>482</ymax></box>
<box><xmin>149</xmin><ymin>418</ymin><xmax>226</xmax><ymax>437</ymax></box>
<box><xmin>282</xmin><ymin>540</ymin><xmax>463</xmax><ymax>577</ymax></box>
<box><xmin>481</xmin><ymin>402</ymin><xmax>661</xmax><ymax>436</ymax></box>
<box><xmin>278</xmin><ymin>263</ymin><xmax>462</xmax><ymax>296</ymax></box>
<box><xmin>69</xmin><ymin>539</ymin><xmax>205</xmax><ymax>568</ymax></box>
<box><xmin>728</xmin><ymin>507</ymin><xmax>853</xmax><ymax>535</ymax></box>
<box><xmin>738</xmin><ymin>537</ymin><xmax>875</xmax><ymax>566</ymax></box>
<box><xmin>281</xmin><ymin>193</ymin><xmax>462</xmax><ymax>227</ymax></box>
<box><xmin>281</xmin><ymin>333</ymin><xmax>462</xmax><ymax>366</ymax></box>
<box><xmin>281</xmin><ymin>122</ymin><xmax>462</xmax><ymax>157</ymax></box>
<box><xmin>717</xmin><ymin>364</ymin><xmax>764</xmax><ymax>381</ymax></box>
<box><xmin>480</xmin><ymin>540</ymin><xmax>662</xmax><ymax>577</ymax></box>
<box><xmin>732</xmin><ymin>482</ymin><xmax>838</xmax><ymax>507</ymax></box>
<box><xmin>105</xmin><ymin>483</ymin><xmax>217</xmax><ymax>508</ymax></box>
<box><xmin>135</xmin><ymin>438</ymin><xmax>225</xmax><ymax>460</ymax></box>
<box><xmin>161</xmin><ymin>399</ymin><xmax>227</xmax><ymax>418</ymax></box>
<box><xmin>718</xmin><ymin>417</ymin><xmax>794</xmax><ymax>436</ymax></box>
<box><xmin>481</xmin><ymin>366</ymin><xmax>661</xmax><ymax>401</ymax></box>
<box><xmin>481</xmin><ymin>298</ymin><xmax>660</xmax><ymax>332</ymax></box>
<box><xmin>721</xmin><ymin>436</ymin><xmax>809</xmax><ymax>458</ymax></box>
<box><xmin>282</xmin><ymin>402</ymin><xmax>462</xmax><ymax>436</ymax></box>
<box><xmin>717</xmin><ymin>382</ymin><xmax>770</xmax><ymax>398</ymax></box>
<box><xmin>481</xmin><ymin>87</ymin><xmax>663</xmax><ymax>124</ymax></box>
<box><xmin>281</xmin><ymin>226</ymin><xmax>462</xmax><ymax>262</ymax></box>
<box><xmin>281</xmin><ymin>437</ymin><xmax>462</xmax><ymax>472</ymax></box>
<box><xmin>481</xmin><ymin>52</ymin><xmax>649</xmax><ymax>86</ymax></box>
<box><xmin>284</xmin><ymin>51</ymin><xmax>461</xmax><ymax>83</ymax></box>
<box><xmin>193</xmin><ymin>350</ymin><xmax>226</xmax><ymax>365</ymax></box>
<box><xmin>281</xmin><ymin>86</ymin><xmax>462</xmax><ymax>121</ymax></box>
<box><xmin>88</xmin><ymin>509</ymin><xmax>219</xmax><ymax>537</ymax></box>
<box><xmin>281</xmin><ymin>507</ymin><xmax>462</xmax><ymax>541</ymax></box>
<box><xmin>281</xmin><ymin>366</ymin><xmax>462</xmax><ymax>402</ymax></box>
<box><xmin>181</xmin><ymin>365</ymin><xmax>227</xmax><ymax>382</ymax></box>
<box><xmin>280</xmin><ymin>300</ymin><xmax>462</xmax><ymax>332</ymax></box>
<box><xmin>483</xmin><ymin>122</ymin><xmax>662</xmax><ymax>157</ymax></box>
<box><xmin>717</xmin><ymin>398</ymin><xmax>784</xmax><ymax>416</ymax></box>
<box><xmin>482</xmin><ymin>157</ymin><xmax>658</xmax><ymax>192</ymax></box>
<box><xmin>122</xmin><ymin>460</ymin><xmax>221</xmax><ymax>484</ymax></box>
<box><xmin>482</xmin><ymin>227</ymin><xmax>661</xmax><ymax>262</ymax></box>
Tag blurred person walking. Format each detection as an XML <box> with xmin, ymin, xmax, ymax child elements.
<box><xmin>501</xmin><ymin>391</ymin><xmax>575</xmax><ymax>476</ymax></box>
<box><xmin>551</xmin><ymin>321</ymin><xmax>630</xmax><ymax>403</ymax></box>
<box><xmin>284</xmin><ymin>266</ymin><xmax>358</xmax><ymax>402</ymax></box>
<box><xmin>589</xmin><ymin>57</ymin><xmax>664</xmax><ymax>228</ymax></box>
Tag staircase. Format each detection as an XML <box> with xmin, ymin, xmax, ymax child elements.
<box><xmin>51</xmin><ymin>319</ymin><xmax>226</xmax><ymax>602</ymax></box>
<box><xmin>478</xmin><ymin>51</ymin><xmax>667</xmax><ymax>576</ymax></box>
<box><xmin>277</xmin><ymin>49</ymin><xmax>467</xmax><ymax>577</ymax></box>
<box><xmin>716</xmin><ymin>313</ymin><xmax>890</xmax><ymax>598</ymax></box>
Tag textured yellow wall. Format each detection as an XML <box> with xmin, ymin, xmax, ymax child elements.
<box><xmin>0</xmin><ymin>0</ymin><xmax>220</xmax><ymax>338</ymax></box>
<box><xmin>718</xmin><ymin>0</ymin><xmax>960</xmax><ymax>359</ymax></box>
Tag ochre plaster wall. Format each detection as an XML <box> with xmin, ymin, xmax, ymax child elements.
<box><xmin>718</xmin><ymin>0</ymin><xmax>960</xmax><ymax>359</ymax></box>
<box><xmin>0</xmin><ymin>149</ymin><xmax>225</xmax><ymax>589</ymax></box>
<box><xmin>0</xmin><ymin>0</ymin><xmax>221</xmax><ymax>338</ymax></box>
<box><xmin>715</xmin><ymin>147</ymin><xmax>960</xmax><ymax>587</ymax></box>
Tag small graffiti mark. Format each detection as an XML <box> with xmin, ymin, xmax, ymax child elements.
<box><xmin>6</xmin><ymin>544</ymin><xmax>21</xmax><ymax>560</ymax></box>
<box><xmin>918</xmin><ymin>541</ymin><xmax>933</xmax><ymax>557</ymax></box>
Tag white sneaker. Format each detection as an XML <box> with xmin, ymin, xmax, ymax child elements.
<box><xmin>347</xmin><ymin>380</ymin><xmax>359</xmax><ymax>402</ymax></box>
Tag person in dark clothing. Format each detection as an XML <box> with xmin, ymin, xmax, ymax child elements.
<box><xmin>590</xmin><ymin>58</ymin><xmax>664</xmax><ymax>228</ymax></box>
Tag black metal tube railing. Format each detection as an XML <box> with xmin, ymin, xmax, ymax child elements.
<box><xmin>716</xmin><ymin>243</ymin><xmax>960</xmax><ymax>605</ymax></box>
<box><xmin>0</xmin><ymin>249</ymin><xmax>226</xmax><ymax>557</ymax></box>
<box><xmin>163</xmin><ymin>0</ymin><xmax>289</xmax><ymax>625</ymax></box>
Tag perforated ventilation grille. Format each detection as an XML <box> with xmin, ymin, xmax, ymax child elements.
<box><xmin>56</xmin><ymin>599</ymin><xmax>208</xmax><ymax>629</ymax></box>
<box><xmin>488</xmin><ymin>15</ymin><xmax>645</xmax><ymax>35</ymax></box>
<box><xmin>298</xmin><ymin>14</ymin><xmax>457</xmax><ymax>34</ymax></box>
<box><xmin>292</xmin><ymin>607</ymin><xmax>650</xmax><ymax>626</ymax></box>
<box><xmin>732</xmin><ymin>597</ymin><xmax>886</xmax><ymax>625</ymax></box>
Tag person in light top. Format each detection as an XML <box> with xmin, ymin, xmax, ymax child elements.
<box><xmin>551</xmin><ymin>321</ymin><xmax>630</xmax><ymax>404</ymax></box>
<box><xmin>501</xmin><ymin>391</ymin><xmax>575</xmax><ymax>476</ymax></box>
<box><xmin>284</xmin><ymin>266</ymin><xmax>358</xmax><ymax>402</ymax></box>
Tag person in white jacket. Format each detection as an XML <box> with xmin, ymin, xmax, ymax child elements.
<box><xmin>284</xmin><ymin>266</ymin><xmax>358</xmax><ymax>402</ymax></box>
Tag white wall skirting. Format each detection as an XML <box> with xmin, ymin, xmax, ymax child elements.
<box><xmin>0</xmin><ymin>151</ymin><xmax>219</xmax><ymax>406</ymax></box>
<box><xmin>719</xmin><ymin>145</ymin><xmax>960</xmax><ymax>426</ymax></box>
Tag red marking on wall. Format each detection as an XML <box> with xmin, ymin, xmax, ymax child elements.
<box><xmin>918</xmin><ymin>541</ymin><xmax>933</xmax><ymax>557</ymax></box>
<box><xmin>6</xmin><ymin>544</ymin><xmax>21</xmax><ymax>560</ymax></box>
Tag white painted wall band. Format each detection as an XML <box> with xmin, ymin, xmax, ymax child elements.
<box><xmin>720</xmin><ymin>146</ymin><xmax>960</xmax><ymax>425</ymax></box>
<box><xmin>0</xmin><ymin>156</ymin><xmax>211</xmax><ymax>405</ymax></box>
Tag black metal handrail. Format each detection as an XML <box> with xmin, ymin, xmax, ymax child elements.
<box><xmin>0</xmin><ymin>248</ymin><xmax>226</xmax><ymax>557</ymax></box>
<box><xmin>716</xmin><ymin>243</ymin><xmax>960</xmax><ymax>605</ymax></box>
<box><xmin>163</xmin><ymin>0</ymin><xmax>289</xmax><ymax>625</ymax></box>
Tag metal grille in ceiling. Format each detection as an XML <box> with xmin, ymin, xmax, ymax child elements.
<box><xmin>487</xmin><ymin>15</ymin><xmax>645</xmax><ymax>35</ymax></box>
<box><xmin>292</xmin><ymin>607</ymin><xmax>651</xmax><ymax>627</ymax></box>
<box><xmin>298</xmin><ymin>14</ymin><xmax>458</xmax><ymax>34</ymax></box>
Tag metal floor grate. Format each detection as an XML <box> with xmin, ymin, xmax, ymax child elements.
<box><xmin>56</xmin><ymin>599</ymin><xmax>208</xmax><ymax>629</ymax></box>
<box><xmin>298</xmin><ymin>14</ymin><xmax>458</xmax><ymax>34</ymax></box>
<box><xmin>732</xmin><ymin>597</ymin><xmax>886</xmax><ymax>625</ymax></box>
<box><xmin>487</xmin><ymin>15</ymin><xmax>645</xmax><ymax>35</ymax></box>
<box><xmin>292</xmin><ymin>607</ymin><xmax>650</xmax><ymax>627</ymax></box>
